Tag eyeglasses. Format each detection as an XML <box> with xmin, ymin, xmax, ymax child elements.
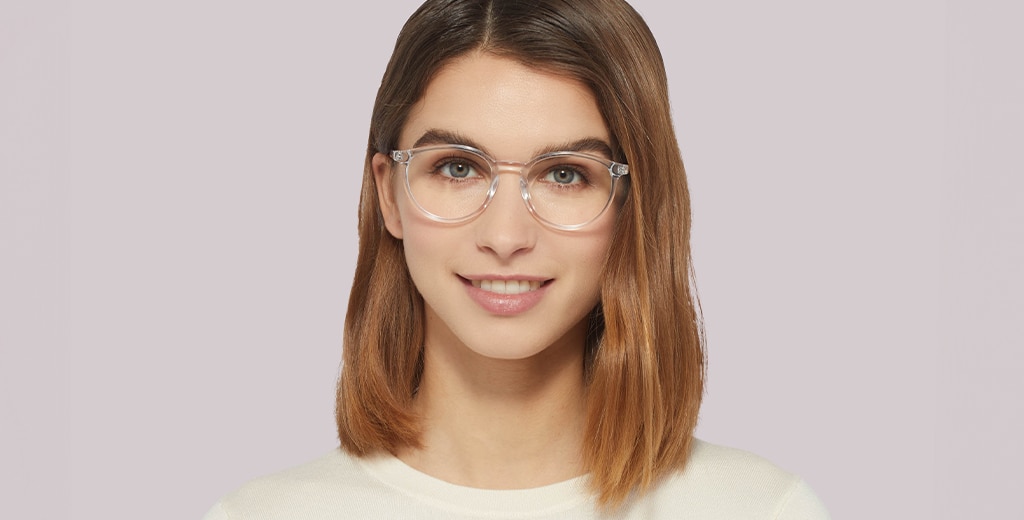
<box><xmin>390</xmin><ymin>144</ymin><xmax>629</xmax><ymax>231</ymax></box>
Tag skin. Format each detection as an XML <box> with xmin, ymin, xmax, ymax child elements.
<box><xmin>373</xmin><ymin>53</ymin><xmax>619</xmax><ymax>489</ymax></box>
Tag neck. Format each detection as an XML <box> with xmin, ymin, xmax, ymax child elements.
<box><xmin>397</xmin><ymin>330</ymin><xmax>588</xmax><ymax>489</ymax></box>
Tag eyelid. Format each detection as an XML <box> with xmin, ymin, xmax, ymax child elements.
<box><xmin>399</xmin><ymin>143</ymin><xmax>624</xmax><ymax>180</ymax></box>
<box><xmin>432</xmin><ymin>153</ymin><xmax>486</xmax><ymax>173</ymax></box>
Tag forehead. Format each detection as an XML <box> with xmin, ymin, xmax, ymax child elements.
<box><xmin>398</xmin><ymin>53</ymin><xmax>610</xmax><ymax>159</ymax></box>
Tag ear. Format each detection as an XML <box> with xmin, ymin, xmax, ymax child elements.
<box><xmin>373</xmin><ymin>152</ymin><xmax>403</xmax><ymax>239</ymax></box>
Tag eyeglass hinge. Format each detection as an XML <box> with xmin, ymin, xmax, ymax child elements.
<box><xmin>391</xmin><ymin>150</ymin><xmax>409</xmax><ymax>162</ymax></box>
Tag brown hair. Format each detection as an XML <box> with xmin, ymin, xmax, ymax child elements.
<box><xmin>337</xmin><ymin>0</ymin><xmax>705</xmax><ymax>507</ymax></box>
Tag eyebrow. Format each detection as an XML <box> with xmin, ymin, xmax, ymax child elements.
<box><xmin>412</xmin><ymin>128</ymin><xmax>614</xmax><ymax>160</ymax></box>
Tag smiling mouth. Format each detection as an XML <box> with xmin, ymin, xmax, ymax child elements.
<box><xmin>469</xmin><ymin>279</ymin><xmax>546</xmax><ymax>295</ymax></box>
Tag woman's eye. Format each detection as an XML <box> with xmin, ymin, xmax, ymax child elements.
<box><xmin>439</xmin><ymin>161</ymin><xmax>479</xmax><ymax>179</ymax></box>
<box><xmin>544</xmin><ymin>167</ymin><xmax>586</xmax><ymax>185</ymax></box>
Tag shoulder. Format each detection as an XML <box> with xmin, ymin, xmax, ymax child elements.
<box><xmin>203</xmin><ymin>449</ymin><xmax>388</xmax><ymax>520</ymax></box>
<box><xmin>637</xmin><ymin>439</ymin><xmax>830</xmax><ymax>519</ymax></box>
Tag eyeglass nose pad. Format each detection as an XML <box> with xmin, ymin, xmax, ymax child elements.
<box><xmin>477</xmin><ymin>173</ymin><xmax>500</xmax><ymax>211</ymax></box>
<box><xmin>518</xmin><ymin>176</ymin><xmax>534</xmax><ymax>208</ymax></box>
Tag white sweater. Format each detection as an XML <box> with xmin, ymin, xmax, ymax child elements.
<box><xmin>204</xmin><ymin>439</ymin><xmax>829</xmax><ymax>519</ymax></box>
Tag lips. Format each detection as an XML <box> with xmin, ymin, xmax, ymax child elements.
<box><xmin>461</xmin><ymin>275</ymin><xmax>550</xmax><ymax>315</ymax></box>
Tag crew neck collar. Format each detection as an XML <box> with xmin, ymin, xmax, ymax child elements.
<box><xmin>355</xmin><ymin>452</ymin><xmax>592</xmax><ymax>515</ymax></box>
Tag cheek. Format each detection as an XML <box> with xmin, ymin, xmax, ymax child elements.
<box><xmin>396</xmin><ymin>208</ymin><xmax>459</xmax><ymax>285</ymax></box>
<box><xmin>567</xmin><ymin>228</ymin><xmax>616</xmax><ymax>297</ymax></box>
<box><xmin>582</xmin><ymin>213</ymin><xmax>618</xmax><ymax>263</ymax></box>
<box><xmin>585</xmin><ymin>241</ymin><xmax>613</xmax><ymax>291</ymax></box>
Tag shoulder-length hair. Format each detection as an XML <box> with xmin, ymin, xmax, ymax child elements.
<box><xmin>337</xmin><ymin>0</ymin><xmax>704</xmax><ymax>507</ymax></box>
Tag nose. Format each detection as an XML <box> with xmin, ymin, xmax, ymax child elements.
<box><xmin>473</xmin><ymin>171</ymin><xmax>538</xmax><ymax>259</ymax></box>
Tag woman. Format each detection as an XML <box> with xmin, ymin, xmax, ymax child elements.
<box><xmin>206</xmin><ymin>0</ymin><xmax>829</xmax><ymax>518</ymax></box>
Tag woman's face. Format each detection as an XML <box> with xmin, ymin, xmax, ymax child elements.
<box><xmin>374</xmin><ymin>53</ymin><xmax>617</xmax><ymax>362</ymax></box>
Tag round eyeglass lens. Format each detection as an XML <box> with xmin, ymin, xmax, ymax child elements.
<box><xmin>524</xmin><ymin>154</ymin><xmax>615</xmax><ymax>227</ymax></box>
<box><xmin>405</xmin><ymin>147</ymin><xmax>493</xmax><ymax>221</ymax></box>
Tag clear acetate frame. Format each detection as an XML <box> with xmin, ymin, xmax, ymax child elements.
<box><xmin>390</xmin><ymin>144</ymin><xmax>629</xmax><ymax>231</ymax></box>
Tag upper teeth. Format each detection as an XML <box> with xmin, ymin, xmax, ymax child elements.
<box><xmin>472</xmin><ymin>279</ymin><xmax>542</xmax><ymax>294</ymax></box>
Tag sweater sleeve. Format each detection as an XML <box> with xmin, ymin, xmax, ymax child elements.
<box><xmin>775</xmin><ymin>479</ymin><xmax>830</xmax><ymax>520</ymax></box>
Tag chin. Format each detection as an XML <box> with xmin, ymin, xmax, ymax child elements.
<box><xmin>456</xmin><ymin>327</ymin><xmax>586</xmax><ymax>363</ymax></box>
<box><xmin>468</xmin><ymin>344</ymin><xmax>551</xmax><ymax>361</ymax></box>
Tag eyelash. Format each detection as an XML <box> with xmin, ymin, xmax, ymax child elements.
<box><xmin>539</xmin><ymin>165</ymin><xmax>592</xmax><ymax>187</ymax></box>
<box><xmin>430</xmin><ymin>157</ymin><xmax>485</xmax><ymax>179</ymax></box>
